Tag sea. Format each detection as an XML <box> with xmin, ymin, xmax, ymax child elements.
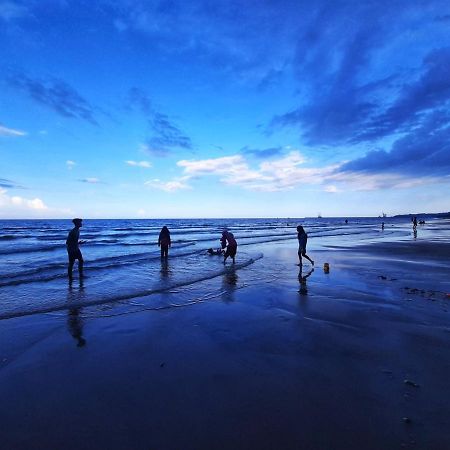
<box><xmin>0</xmin><ymin>217</ymin><xmax>430</xmax><ymax>320</ymax></box>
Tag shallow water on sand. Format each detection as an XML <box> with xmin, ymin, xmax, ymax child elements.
<box><xmin>0</xmin><ymin>217</ymin><xmax>447</xmax><ymax>319</ymax></box>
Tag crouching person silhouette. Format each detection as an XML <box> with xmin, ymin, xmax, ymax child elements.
<box><xmin>221</xmin><ymin>230</ymin><xmax>238</xmax><ymax>264</ymax></box>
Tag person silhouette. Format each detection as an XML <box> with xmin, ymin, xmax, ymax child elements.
<box><xmin>221</xmin><ymin>230</ymin><xmax>237</xmax><ymax>264</ymax></box>
<box><xmin>66</xmin><ymin>218</ymin><xmax>84</xmax><ymax>280</ymax></box>
<box><xmin>158</xmin><ymin>226</ymin><xmax>171</xmax><ymax>258</ymax></box>
<box><xmin>296</xmin><ymin>225</ymin><xmax>314</xmax><ymax>267</ymax></box>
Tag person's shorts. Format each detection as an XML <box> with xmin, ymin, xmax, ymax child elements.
<box><xmin>225</xmin><ymin>244</ymin><xmax>237</xmax><ymax>258</ymax></box>
<box><xmin>68</xmin><ymin>249</ymin><xmax>83</xmax><ymax>263</ymax></box>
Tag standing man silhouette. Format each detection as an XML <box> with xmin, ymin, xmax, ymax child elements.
<box><xmin>66</xmin><ymin>218</ymin><xmax>84</xmax><ymax>280</ymax></box>
<box><xmin>158</xmin><ymin>226</ymin><xmax>171</xmax><ymax>258</ymax></box>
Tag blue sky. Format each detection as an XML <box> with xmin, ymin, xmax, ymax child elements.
<box><xmin>1</xmin><ymin>0</ymin><xmax>450</xmax><ymax>218</ymax></box>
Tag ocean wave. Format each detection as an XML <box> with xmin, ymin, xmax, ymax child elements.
<box><xmin>0</xmin><ymin>226</ymin><xmax>373</xmax><ymax>256</ymax></box>
<box><xmin>0</xmin><ymin>253</ymin><xmax>263</xmax><ymax>320</ymax></box>
<box><xmin>0</xmin><ymin>245</ymin><xmax>200</xmax><ymax>287</ymax></box>
<box><xmin>0</xmin><ymin>244</ymin><xmax>60</xmax><ymax>255</ymax></box>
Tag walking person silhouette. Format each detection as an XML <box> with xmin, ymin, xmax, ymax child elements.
<box><xmin>66</xmin><ymin>218</ymin><xmax>84</xmax><ymax>280</ymax></box>
<box><xmin>296</xmin><ymin>225</ymin><xmax>314</xmax><ymax>267</ymax></box>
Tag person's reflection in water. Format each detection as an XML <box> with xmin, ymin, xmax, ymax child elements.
<box><xmin>160</xmin><ymin>258</ymin><xmax>171</xmax><ymax>281</ymax></box>
<box><xmin>68</xmin><ymin>307</ymin><xmax>86</xmax><ymax>347</ymax></box>
<box><xmin>67</xmin><ymin>278</ymin><xmax>86</xmax><ymax>347</ymax></box>
<box><xmin>298</xmin><ymin>267</ymin><xmax>314</xmax><ymax>296</ymax></box>
<box><xmin>221</xmin><ymin>267</ymin><xmax>238</xmax><ymax>303</ymax></box>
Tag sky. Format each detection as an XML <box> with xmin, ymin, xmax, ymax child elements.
<box><xmin>1</xmin><ymin>0</ymin><xmax>450</xmax><ymax>218</ymax></box>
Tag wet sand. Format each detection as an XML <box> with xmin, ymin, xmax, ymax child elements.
<box><xmin>1</xmin><ymin>236</ymin><xmax>450</xmax><ymax>449</ymax></box>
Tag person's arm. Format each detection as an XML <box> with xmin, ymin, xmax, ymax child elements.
<box><xmin>158</xmin><ymin>232</ymin><xmax>161</xmax><ymax>246</ymax></box>
<box><xmin>168</xmin><ymin>234</ymin><xmax>171</xmax><ymax>247</ymax></box>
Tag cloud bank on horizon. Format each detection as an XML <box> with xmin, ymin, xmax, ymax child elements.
<box><xmin>1</xmin><ymin>0</ymin><xmax>449</xmax><ymax>218</ymax></box>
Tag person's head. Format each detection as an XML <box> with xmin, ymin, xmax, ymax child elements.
<box><xmin>297</xmin><ymin>225</ymin><xmax>304</xmax><ymax>233</ymax></box>
<box><xmin>162</xmin><ymin>226</ymin><xmax>169</xmax><ymax>232</ymax></box>
<box><xmin>72</xmin><ymin>218</ymin><xmax>83</xmax><ymax>228</ymax></box>
<box><xmin>222</xmin><ymin>230</ymin><xmax>228</xmax><ymax>236</ymax></box>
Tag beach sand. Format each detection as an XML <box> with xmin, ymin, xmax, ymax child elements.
<box><xmin>1</xmin><ymin>236</ymin><xmax>450</xmax><ymax>449</ymax></box>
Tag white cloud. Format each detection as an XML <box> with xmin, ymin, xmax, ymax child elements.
<box><xmin>0</xmin><ymin>188</ymin><xmax>74</xmax><ymax>218</ymax></box>
<box><xmin>144</xmin><ymin>178</ymin><xmax>191</xmax><ymax>192</ymax></box>
<box><xmin>66</xmin><ymin>160</ymin><xmax>76</xmax><ymax>169</ymax></box>
<box><xmin>0</xmin><ymin>124</ymin><xmax>27</xmax><ymax>137</ymax></box>
<box><xmin>125</xmin><ymin>160</ymin><xmax>152</xmax><ymax>168</ymax></box>
<box><xmin>0</xmin><ymin>188</ymin><xmax>49</xmax><ymax>217</ymax></box>
<box><xmin>175</xmin><ymin>150</ymin><xmax>440</xmax><ymax>193</ymax></box>
<box><xmin>137</xmin><ymin>208</ymin><xmax>146</xmax><ymax>217</ymax></box>
<box><xmin>177</xmin><ymin>150</ymin><xmax>450</xmax><ymax>193</ymax></box>
<box><xmin>177</xmin><ymin>155</ymin><xmax>244</xmax><ymax>175</ymax></box>
<box><xmin>8</xmin><ymin>194</ymin><xmax>46</xmax><ymax>210</ymax></box>
<box><xmin>177</xmin><ymin>151</ymin><xmax>338</xmax><ymax>192</ymax></box>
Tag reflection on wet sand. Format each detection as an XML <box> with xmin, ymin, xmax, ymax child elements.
<box><xmin>160</xmin><ymin>259</ymin><xmax>172</xmax><ymax>280</ymax></box>
<box><xmin>221</xmin><ymin>267</ymin><xmax>239</xmax><ymax>303</ymax></box>
<box><xmin>67</xmin><ymin>279</ymin><xmax>86</xmax><ymax>347</ymax></box>
<box><xmin>68</xmin><ymin>307</ymin><xmax>86</xmax><ymax>347</ymax></box>
<box><xmin>298</xmin><ymin>267</ymin><xmax>314</xmax><ymax>296</ymax></box>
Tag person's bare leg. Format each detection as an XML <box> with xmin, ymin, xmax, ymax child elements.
<box><xmin>68</xmin><ymin>261</ymin><xmax>74</xmax><ymax>279</ymax></box>
<box><xmin>303</xmin><ymin>252</ymin><xmax>314</xmax><ymax>265</ymax></box>
<box><xmin>78</xmin><ymin>255</ymin><xmax>84</xmax><ymax>278</ymax></box>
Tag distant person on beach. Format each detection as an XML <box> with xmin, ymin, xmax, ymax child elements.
<box><xmin>297</xmin><ymin>225</ymin><xmax>314</xmax><ymax>266</ymax></box>
<box><xmin>381</xmin><ymin>222</ymin><xmax>385</xmax><ymax>230</ymax></box>
<box><xmin>66</xmin><ymin>218</ymin><xmax>84</xmax><ymax>280</ymax></box>
<box><xmin>158</xmin><ymin>226</ymin><xmax>171</xmax><ymax>258</ymax></box>
<box><xmin>413</xmin><ymin>216</ymin><xmax>418</xmax><ymax>230</ymax></box>
<box><xmin>221</xmin><ymin>230</ymin><xmax>237</xmax><ymax>264</ymax></box>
